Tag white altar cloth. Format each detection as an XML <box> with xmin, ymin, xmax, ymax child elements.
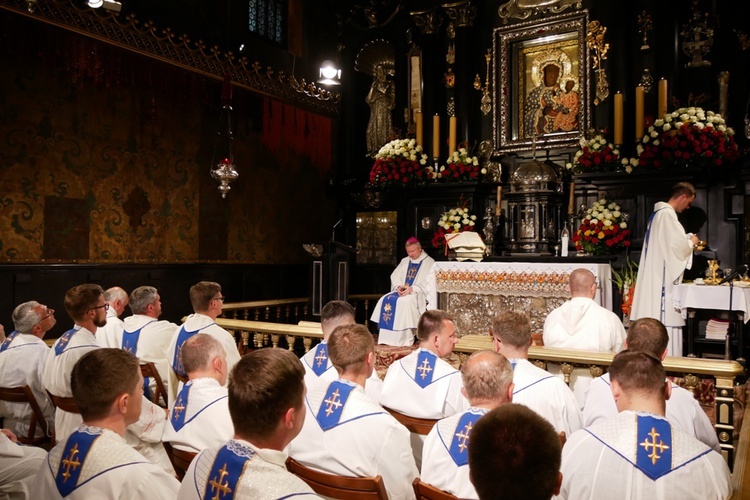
<box><xmin>673</xmin><ymin>283</ymin><xmax>750</xmax><ymax>323</ymax></box>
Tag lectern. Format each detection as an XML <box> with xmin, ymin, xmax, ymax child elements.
<box><xmin>309</xmin><ymin>241</ymin><xmax>355</xmax><ymax>317</ymax></box>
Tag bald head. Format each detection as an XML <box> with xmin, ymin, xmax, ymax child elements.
<box><xmin>460</xmin><ymin>351</ymin><xmax>514</xmax><ymax>406</ymax></box>
<box><xmin>569</xmin><ymin>269</ymin><xmax>596</xmax><ymax>298</ymax></box>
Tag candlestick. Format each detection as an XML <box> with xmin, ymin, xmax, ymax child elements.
<box><xmin>658</xmin><ymin>79</ymin><xmax>668</xmax><ymax>119</ymax></box>
<box><xmin>614</xmin><ymin>92</ymin><xmax>623</xmax><ymax>145</ymax></box>
<box><xmin>448</xmin><ymin>116</ymin><xmax>457</xmax><ymax>155</ymax></box>
<box><xmin>415</xmin><ymin>111</ymin><xmax>423</xmax><ymax>148</ymax></box>
<box><xmin>432</xmin><ymin>114</ymin><xmax>440</xmax><ymax>159</ymax></box>
<box><xmin>496</xmin><ymin>186</ymin><xmax>502</xmax><ymax>216</ymax></box>
<box><xmin>568</xmin><ymin>182</ymin><xmax>576</xmax><ymax>215</ymax></box>
<box><xmin>635</xmin><ymin>86</ymin><xmax>645</xmax><ymax>140</ymax></box>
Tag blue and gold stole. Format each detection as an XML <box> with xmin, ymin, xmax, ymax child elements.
<box><xmin>635</xmin><ymin>415</ymin><xmax>673</xmax><ymax>480</ymax></box>
<box><xmin>54</xmin><ymin>428</ymin><xmax>103</xmax><ymax>497</ymax></box>
<box><xmin>121</xmin><ymin>320</ymin><xmax>156</xmax><ymax>355</ymax></box>
<box><xmin>0</xmin><ymin>330</ymin><xmax>19</xmax><ymax>352</ymax></box>
<box><xmin>54</xmin><ymin>328</ymin><xmax>80</xmax><ymax>356</ymax></box>
<box><xmin>448</xmin><ymin>409</ymin><xmax>487</xmax><ymax>466</ymax></box>
<box><xmin>203</xmin><ymin>441</ymin><xmax>254</xmax><ymax>500</ymax></box>
<box><xmin>377</xmin><ymin>259</ymin><xmax>423</xmax><ymax>329</ymax></box>
<box><xmin>171</xmin><ymin>323</ymin><xmax>215</xmax><ymax>378</ymax></box>
<box><xmin>315</xmin><ymin>380</ymin><xmax>357</xmax><ymax>431</ymax></box>
<box><xmin>413</xmin><ymin>350</ymin><xmax>437</xmax><ymax>388</ymax></box>
<box><xmin>310</xmin><ymin>343</ymin><xmax>329</xmax><ymax>377</ymax></box>
<box><xmin>170</xmin><ymin>383</ymin><xmax>191</xmax><ymax>431</ymax></box>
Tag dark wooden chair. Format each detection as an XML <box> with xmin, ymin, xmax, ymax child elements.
<box><xmin>163</xmin><ymin>441</ymin><xmax>197</xmax><ymax>481</ymax></box>
<box><xmin>140</xmin><ymin>362</ymin><xmax>167</xmax><ymax>407</ymax></box>
<box><xmin>0</xmin><ymin>385</ymin><xmax>51</xmax><ymax>448</ymax></box>
<box><xmin>412</xmin><ymin>478</ymin><xmax>459</xmax><ymax>500</ymax></box>
<box><xmin>383</xmin><ymin>407</ymin><xmax>438</xmax><ymax>435</ymax></box>
<box><xmin>47</xmin><ymin>391</ymin><xmax>79</xmax><ymax>414</ymax></box>
<box><xmin>286</xmin><ymin>457</ymin><xmax>388</xmax><ymax>499</ymax></box>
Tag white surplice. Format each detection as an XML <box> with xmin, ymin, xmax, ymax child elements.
<box><xmin>370</xmin><ymin>251</ymin><xmax>435</xmax><ymax>346</ymax></box>
<box><xmin>631</xmin><ymin>201</ymin><xmax>694</xmax><ymax>356</ymax></box>
<box><xmin>301</xmin><ymin>341</ymin><xmax>384</xmax><ymax>401</ymax></box>
<box><xmin>0</xmin><ymin>431</ymin><xmax>47</xmax><ymax>499</ymax></box>
<box><xmin>0</xmin><ymin>332</ymin><xmax>55</xmax><ymax>439</ymax></box>
<box><xmin>557</xmin><ymin>411</ymin><xmax>731</xmax><ymax>500</ymax></box>
<box><xmin>96</xmin><ymin>308</ymin><xmax>124</xmax><ymax>349</ymax></box>
<box><xmin>288</xmin><ymin>380</ymin><xmax>418</xmax><ymax>500</ymax></box>
<box><xmin>122</xmin><ymin>314</ymin><xmax>178</xmax><ymax>399</ymax></box>
<box><xmin>31</xmin><ymin>424</ymin><xmax>179</xmax><ymax>500</ymax></box>
<box><xmin>162</xmin><ymin>377</ymin><xmax>233</xmax><ymax>453</ymax></box>
<box><xmin>582</xmin><ymin>372</ymin><xmax>720</xmax><ymax>452</ymax></box>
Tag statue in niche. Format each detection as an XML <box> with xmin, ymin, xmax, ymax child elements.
<box><xmin>365</xmin><ymin>63</ymin><xmax>395</xmax><ymax>155</ymax></box>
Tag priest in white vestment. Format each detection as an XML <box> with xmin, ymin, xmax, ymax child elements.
<box><xmin>96</xmin><ymin>286</ymin><xmax>129</xmax><ymax>349</ymax></box>
<box><xmin>290</xmin><ymin>323</ymin><xmax>418</xmax><ymax>500</ymax></box>
<box><xmin>302</xmin><ymin>300</ymin><xmax>383</xmax><ymax>401</ymax></box>
<box><xmin>0</xmin><ymin>429</ymin><xmax>47</xmax><ymax>499</ymax></box>
<box><xmin>0</xmin><ymin>301</ymin><xmax>57</xmax><ymax>440</ymax></box>
<box><xmin>421</xmin><ymin>351</ymin><xmax>514</xmax><ymax>499</ymax></box>
<box><xmin>32</xmin><ymin>349</ymin><xmax>179</xmax><ymax>499</ymax></box>
<box><xmin>583</xmin><ymin>318</ymin><xmax>720</xmax><ymax>452</ymax></box>
<box><xmin>631</xmin><ymin>182</ymin><xmax>700</xmax><ymax>356</ymax></box>
<box><xmin>165</xmin><ymin>281</ymin><xmax>240</xmax><ymax>406</ymax></box>
<box><xmin>558</xmin><ymin>351</ymin><xmax>730</xmax><ymax>500</ymax></box>
<box><xmin>543</xmin><ymin>268</ymin><xmax>626</xmax><ymax>407</ymax></box>
<box><xmin>371</xmin><ymin>238</ymin><xmax>435</xmax><ymax>346</ymax></box>
<box><xmin>162</xmin><ymin>334</ymin><xmax>233</xmax><ymax>453</ymax></box>
<box><xmin>179</xmin><ymin>349</ymin><xmax>318</xmax><ymax>500</ymax></box>
<box><xmin>492</xmin><ymin>312</ymin><xmax>582</xmax><ymax>436</ymax></box>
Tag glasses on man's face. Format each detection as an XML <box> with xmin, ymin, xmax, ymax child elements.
<box><xmin>35</xmin><ymin>308</ymin><xmax>54</xmax><ymax>326</ymax></box>
<box><xmin>90</xmin><ymin>303</ymin><xmax>110</xmax><ymax>312</ymax></box>
<box><xmin>214</xmin><ymin>296</ymin><xmax>226</xmax><ymax>302</ymax></box>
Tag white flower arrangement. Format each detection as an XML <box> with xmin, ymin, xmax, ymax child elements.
<box><xmin>374</xmin><ymin>138</ymin><xmax>429</xmax><ymax>164</ymax></box>
<box><xmin>427</xmin><ymin>147</ymin><xmax>485</xmax><ymax>181</ymax></box>
<box><xmin>565</xmin><ymin>134</ymin><xmax>624</xmax><ymax>174</ymax></box>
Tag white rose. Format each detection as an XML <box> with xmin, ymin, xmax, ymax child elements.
<box><xmin>630</xmin><ymin>158</ymin><xmax>639</xmax><ymax>166</ymax></box>
<box><xmin>613</xmin><ymin>211</ymin><xmax>621</xmax><ymax>218</ymax></box>
<box><xmin>696</xmin><ymin>122</ymin><xmax>705</xmax><ymax>129</ymax></box>
<box><xmin>621</xmin><ymin>158</ymin><xmax>629</xmax><ymax>165</ymax></box>
<box><xmin>625</xmin><ymin>165</ymin><xmax>633</xmax><ymax>174</ymax></box>
<box><xmin>664</xmin><ymin>115</ymin><xmax>672</xmax><ymax>122</ymax></box>
<box><xmin>454</xmin><ymin>223</ymin><xmax>461</xmax><ymax>230</ymax></box>
<box><xmin>620</xmin><ymin>222</ymin><xmax>627</xmax><ymax>229</ymax></box>
<box><xmin>469</xmin><ymin>221</ymin><xmax>475</xmax><ymax>226</ymax></box>
<box><xmin>462</xmin><ymin>219</ymin><xmax>470</xmax><ymax>225</ymax></box>
<box><xmin>650</xmin><ymin>130</ymin><xmax>659</xmax><ymax>138</ymax></box>
<box><xmin>663</xmin><ymin>123</ymin><xmax>671</xmax><ymax>131</ymax></box>
<box><xmin>590</xmin><ymin>218</ymin><xmax>599</xmax><ymax>225</ymax></box>
<box><xmin>473</xmin><ymin>159</ymin><xmax>479</xmax><ymax>166</ymax></box>
<box><xmin>680</xmin><ymin>114</ymin><xmax>689</xmax><ymax>121</ymax></box>
<box><xmin>637</xmin><ymin>145</ymin><xmax>644</xmax><ymax>154</ymax></box>
<box><xmin>449</xmin><ymin>209</ymin><xmax>456</xmax><ymax>215</ymax></box>
<box><xmin>608</xmin><ymin>203</ymin><xmax>615</xmax><ymax>209</ymax></box>
<box><xmin>420</xmin><ymin>159</ymin><xmax>427</xmax><ymax>165</ymax></box>
<box><xmin>718</xmin><ymin>125</ymin><xmax>727</xmax><ymax>132</ymax></box>
<box><xmin>653</xmin><ymin>139</ymin><xmax>660</xmax><ymax>146</ymax></box>
<box><xmin>603</xmin><ymin>219</ymin><xmax>612</xmax><ymax>227</ymax></box>
<box><xmin>481</xmin><ymin>168</ymin><xmax>487</xmax><ymax>174</ymax></box>
<box><xmin>471</xmin><ymin>215</ymin><xmax>477</xmax><ymax>220</ymax></box>
<box><xmin>643</xmin><ymin>136</ymin><xmax>649</xmax><ymax>143</ymax></box>
<box><xmin>654</xmin><ymin>119</ymin><xmax>664</xmax><ymax>127</ymax></box>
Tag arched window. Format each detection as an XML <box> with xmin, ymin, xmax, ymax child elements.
<box><xmin>248</xmin><ymin>0</ymin><xmax>285</xmax><ymax>45</ymax></box>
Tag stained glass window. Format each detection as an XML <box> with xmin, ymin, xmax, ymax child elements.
<box><xmin>248</xmin><ymin>0</ymin><xmax>285</xmax><ymax>44</ymax></box>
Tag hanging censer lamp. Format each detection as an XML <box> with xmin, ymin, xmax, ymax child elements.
<box><xmin>210</xmin><ymin>73</ymin><xmax>239</xmax><ymax>198</ymax></box>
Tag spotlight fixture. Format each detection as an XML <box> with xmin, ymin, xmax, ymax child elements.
<box><xmin>87</xmin><ymin>0</ymin><xmax>122</xmax><ymax>12</ymax></box>
<box><xmin>318</xmin><ymin>60</ymin><xmax>341</xmax><ymax>86</ymax></box>
<box><xmin>87</xmin><ymin>0</ymin><xmax>103</xmax><ymax>7</ymax></box>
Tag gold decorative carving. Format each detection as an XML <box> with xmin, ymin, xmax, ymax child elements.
<box><xmin>589</xmin><ymin>364</ymin><xmax>603</xmax><ymax>378</ymax></box>
<box><xmin>442</xmin><ymin>1</ymin><xmax>476</xmax><ymax>28</ymax></box>
<box><xmin>0</xmin><ymin>0</ymin><xmax>339</xmax><ymax>116</ymax></box>
<box><xmin>560</xmin><ymin>362</ymin><xmax>574</xmax><ymax>384</ymax></box>
<box><xmin>683</xmin><ymin>373</ymin><xmax>700</xmax><ymax>395</ymax></box>
<box><xmin>532</xmin><ymin>360</ymin><xmax>547</xmax><ymax>371</ymax></box>
<box><xmin>497</xmin><ymin>0</ymin><xmax>582</xmax><ymax>24</ymax></box>
<box><xmin>410</xmin><ymin>8</ymin><xmax>442</xmax><ymax>35</ymax></box>
<box><xmin>285</xmin><ymin>335</ymin><xmax>296</xmax><ymax>351</ymax></box>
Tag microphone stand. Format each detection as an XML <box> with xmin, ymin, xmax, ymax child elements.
<box><xmin>725</xmin><ymin>279</ymin><xmax>734</xmax><ymax>361</ymax></box>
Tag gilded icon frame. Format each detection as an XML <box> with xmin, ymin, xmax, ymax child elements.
<box><xmin>493</xmin><ymin>10</ymin><xmax>590</xmax><ymax>153</ymax></box>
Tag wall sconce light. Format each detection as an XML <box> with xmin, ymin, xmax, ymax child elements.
<box><xmin>318</xmin><ymin>60</ymin><xmax>341</xmax><ymax>86</ymax></box>
<box><xmin>88</xmin><ymin>0</ymin><xmax>123</xmax><ymax>12</ymax></box>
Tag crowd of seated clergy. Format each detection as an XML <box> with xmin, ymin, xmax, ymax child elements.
<box><xmin>0</xmin><ymin>273</ymin><xmax>734</xmax><ymax>499</ymax></box>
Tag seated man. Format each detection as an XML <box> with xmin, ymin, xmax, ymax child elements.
<box><xmin>468</xmin><ymin>404</ymin><xmax>562</xmax><ymax>500</ymax></box>
<box><xmin>179</xmin><ymin>348</ymin><xmax>318</xmax><ymax>499</ymax></box>
<box><xmin>370</xmin><ymin>238</ymin><xmax>434</xmax><ymax>346</ymax></box>
<box><xmin>301</xmin><ymin>300</ymin><xmax>383</xmax><ymax>401</ymax></box>
<box><xmin>543</xmin><ymin>269</ymin><xmax>626</xmax><ymax>407</ymax></box>
<box><xmin>162</xmin><ymin>334</ymin><xmax>233</xmax><ymax>452</ymax></box>
<box><xmin>31</xmin><ymin>349</ymin><xmax>179</xmax><ymax>498</ymax></box>
<box><xmin>583</xmin><ymin>318</ymin><xmax>720</xmax><ymax>452</ymax></box>
<box><xmin>491</xmin><ymin>312</ymin><xmax>581</xmax><ymax>436</ymax></box>
<box><xmin>0</xmin><ymin>301</ymin><xmax>56</xmax><ymax>439</ymax></box>
<box><xmin>166</xmin><ymin>281</ymin><xmax>241</xmax><ymax>405</ymax></box>
<box><xmin>559</xmin><ymin>351</ymin><xmax>731</xmax><ymax>499</ymax></box>
<box><xmin>289</xmin><ymin>324</ymin><xmax>418</xmax><ymax>500</ymax></box>
<box><xmin>0</xmin><ymin>428</ymin><xmax>47</xmax><ymax>499</ymax></box>
<box><xmin>421</xmin><ymin>351</ymin><xmax>514</xmax><ymax>499</ymax></box>
<box><xmin>121</xmin><ymin>286</ymin><xmax>177</xmax><ymax>401</ymax></box>
<box><xmin>96</xmin><ymin>286</ymin><xmax>129</xmax><ymax>349</ymax></box>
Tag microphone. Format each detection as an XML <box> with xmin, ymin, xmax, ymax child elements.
<box><xmin>719</xmin><ymin>264</ymin><xmax>748</xmax><ymax>285</ymax></box>
<box><xmin>331</xmin><ymin>219</ymin><xmax>342</xmax><ymax>243</ymax></box>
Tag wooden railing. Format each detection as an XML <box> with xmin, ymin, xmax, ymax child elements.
<box><xmin>456</xmin><ymin>335</ymin><xmax>745</xmax><ymax>468</ymax></box>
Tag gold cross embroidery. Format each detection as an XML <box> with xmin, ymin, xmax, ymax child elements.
<box><xmin>172</xmin><ymin>396</ymin><xmax>186</xmax><ymax>420</ymax></box>
<box><xmin>639</xmin><ymin>427</ymin><xmax>670</xmax><ymax>465</ymax></box>
<box><xmin>61</xmin><ymin>443</ymin><xmax>81</xmax><ymax>483</ymax></box>
<box><xmin>455</xmin><ymin>421</ymin><xmax>474</xmax><ymax>453</ymax></box>
<box><xmin>417</xmin><ymin>358</ymin><xmax>433</xmax><ymax>380</ymax></box>
<box><xmin>323</xmin><ymin>389</ymin><xmax>343</xmax><ymax>417</ymax></box>
<box><xmin>124</xmin><ymin>340</ymin><xmax>133</xmax><ymax>354</ymax></box>
<box><xmin>58</xmin><ymin>334</ymin><xmax>70</xmax><ymax>349</ymax></box>
<box><xmin>208</xmin><ymin>463</ymin><xmax>233</xmax><ymax>500</ymax></box>
<box><xmin>407</xmin><ymin>267</ymin><xmax>418</xmax><ymax>280</ymax></box>
<box><xmin>314</xmin><ymin>348</ymin><xmax>328</xmax><ymax>368</ymax></box>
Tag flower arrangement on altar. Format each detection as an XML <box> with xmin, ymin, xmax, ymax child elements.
<box><xmin>571</xmin><ymin>198</ymin><xmax>631</xmax><ymax>255</ymax></box>
<box><xmin>565</xmin><ymin>134</ymin><xmax>629</xmax><ymax>174</ymax></box>
<box><xmin>611</xmin><ymin>257</ymin><xmax>638</xmax><ymax>317</ymax></box>
<box><xmin>427</xmin><ymin>147</ymin><xmax>485</xmax><ymax>182</ymax></box>
<box><xmin>431</xmin><ymin>198</ymin><xmax>478</xmax><ymax>250</ymax></box>
<box><xmin>368</xmin><ymin>139</ymin><xmax>429</xmax><ymax>188</ymax></box>
<box><xmin>636</xmin><ymin>107</ymin><xmax>739</xmax><ymax>169</ymax></box>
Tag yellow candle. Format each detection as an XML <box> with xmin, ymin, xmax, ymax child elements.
<box><xmin>496</xmin><ymin>186</ymin><xmax>502</xmax><ymax>216</ymax></box>
<box><xmin>568</xmin><ymin>182</ymin><xmax>576</xmax><ymax>215</ymax></box>
<box><xmin>432</xmin><ymin>114</ymin><xmax>440</xmax><ymax>158</ymax></box>
<box><xmin>448</xmin><ymin>116</ymin><xmax>457</xmax><ymax>155</ymax></box>
<box><xmin>614</xmin><ymin>92</ymin><xmax>623</xmax><ymax>145</ymax></box>
<box><xmin>635</xmin><ymin>86</ymin><xmax>645</xmax><ymax>140</ymax></box>
<box><xmin>415</xmin><ymin>111</ymin><xmax>423</xmax><ymax>147</ymax></box>
<box><xmin>658</xmin><ymin>79</ymin><xmax>668</xmax><ymax>119</ymax></box>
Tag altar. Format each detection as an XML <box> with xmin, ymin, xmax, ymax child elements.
<box><xmin>426</xmin><ymin>258</ymin><xmax>614</xmax><ymax>337</ymax></box>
